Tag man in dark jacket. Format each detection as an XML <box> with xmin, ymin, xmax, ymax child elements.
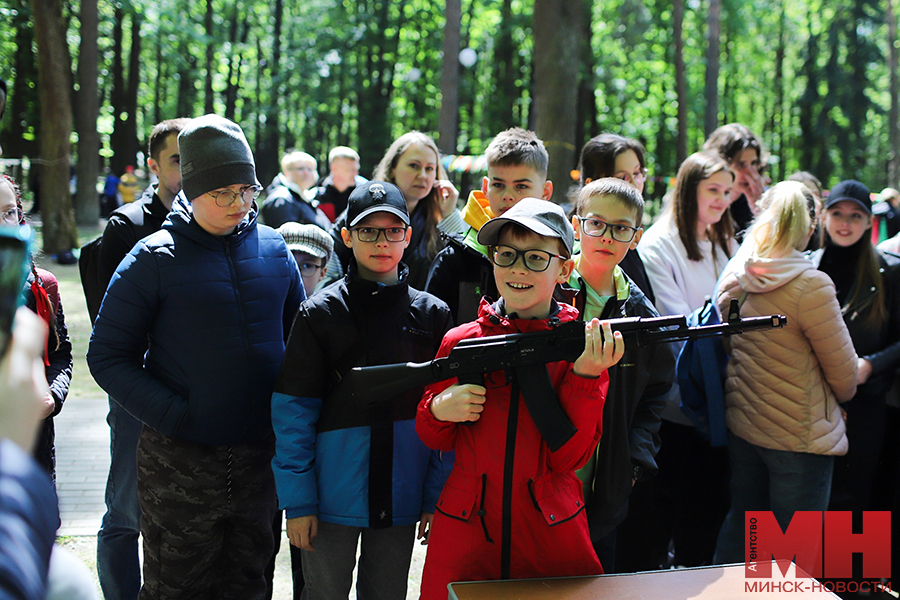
<box><xmin>88</xmin><ymin>115</ymin><xmax>305</xmax><ymax>600</ymax></box>
<box><xmin>91</xmin><ymin>117</ymin><xmax>188</xmax><ymax>600</ymax></box>
<box><xmin>260</xmin><ymin>150</ymin><xmax>332</xmax><ymax>230</ymax></box>
<box><xmin>313</xmin><ymin>146</ymin><xmax>368</xmax><ymax>221</ymax></box>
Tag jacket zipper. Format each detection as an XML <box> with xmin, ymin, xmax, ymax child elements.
<box><xmin>500</xmin><ymin>378</ymin><xmax>519</xmax><ymax>580</ymax></box>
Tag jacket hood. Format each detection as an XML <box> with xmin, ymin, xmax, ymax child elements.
<box><xmin>461</xmin><ymin>190</ymin><xmax>495</xmax><ymax>231</ymax></box>
<box><xmin>164</xmin><ymin>192</ymin><xmax>258</xmax><ymax>246</ymax></box>
<box><xmin>728</xmin><ymin>245</ymin><xmax>814</xmax><ymax>294</ymax></box>
<box><xmin>475</xmin><ymin>296</ymin><xmax>577</xmax><ymax>332</ymax></box>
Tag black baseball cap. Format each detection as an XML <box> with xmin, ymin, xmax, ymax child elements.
<box><xmin>347</xmin><ymin>181</ymin><xmax>410</xmax><ymax>227</ymax></box>
<box><xmin>825</xmin><ymin>179</ymin><xmax>872</xmax><ymax>215</ymax></box>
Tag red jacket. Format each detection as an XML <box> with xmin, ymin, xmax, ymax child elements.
<box><xmin>416</xmin><ymin>299</ymin><xmax>607</xmax><ymax>599</ymax></box>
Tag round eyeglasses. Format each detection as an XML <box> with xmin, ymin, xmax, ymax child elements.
<box><xmin>207</xmin><ymin>185</ymin><xmax>261</xmax><ymax>208</ymax></box>
<box><xmin>490</xmin><ymin>245</ymin><xmax>567</xmax><ymax>272</ymax></box>
<box><xmin>350</xmin><ymin>226</ymin><xmax>408</xmax><ymax>243</ymax></box>
<box><xmin>576</xmin><ymin>217</ymin><xmax>639</xmax><ymax>243</ymax></box>
<box><xmin>298</xmin><ymin>262</ymin><xmax>324</xmax><ymax>277</ymax></box>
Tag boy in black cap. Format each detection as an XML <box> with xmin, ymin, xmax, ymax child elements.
<box><xmin>271</xmin><ymin>181</ymin><xmax>453</xmax><ymax>599</ymax></box>
<box><xmin>88</xmin><ymin>114</ymin><xmax>306</xmax><ymax>599</ymax></box>
<box><xmin>416</xmin><ymin>198</ymin><xmax>625</xmax><ymax>599</ymax></box>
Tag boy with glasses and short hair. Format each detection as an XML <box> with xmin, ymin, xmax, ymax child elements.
<box><xmin>560</xmin><ymin>177</ymin><xmax>674</xmax><ymax>572</ymax></box>
<box><xmin>416</xmin><ymin>198</ymin><xmax>625</xmax><ymax>599</ymax></box>
<box><xmin>271</xmin><ymin>180</ymin><xmax>452</xmax><ymax>599</ymax></box>
<box><xmin>88</xmin><ymin>114</ymin><xmax>306</xmax><ymax>599</ymax></box>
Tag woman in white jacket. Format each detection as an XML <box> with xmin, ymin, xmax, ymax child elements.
<box><xmin>712</xmin><ymin>181</ymin><xmax>858</xmax><ymax>563</ymax></box>
<box><xmin>618</xmin><ymin>151</ymin><xmax>737</xmax><ymax>571</ymax></box>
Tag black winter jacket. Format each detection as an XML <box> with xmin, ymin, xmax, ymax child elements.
<box><xmin>809</xmin><ymin>248</ymin><xmax>900</xmax><ymax>401</ymax></box>
<box><xmin>425</xmin><ymin>230</ymin><xmax>498</xmax><ymax>326</ymax></box>
<box><xmin>557</xmin><ymin>274</ymin><xmax>674</xmax><ymax>539</ymax></box>
<box><xmin>260</xmin><ymin>174</ymin><xmax>332</xmax><ymax>230</ymax></box>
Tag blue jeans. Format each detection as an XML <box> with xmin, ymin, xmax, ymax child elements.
<box><xmin>715</xmin><ymin>432</ymin><xmax>834</xmax><ymax>564</ymax></box>
<box><xmin>97</xmin><ymin>397</ymin><xmax>143</xmax><ymax>600</ymax></box>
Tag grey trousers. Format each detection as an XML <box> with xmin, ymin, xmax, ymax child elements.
<box><xmin>300</xmin><ymin>520</ymin><xmax>416</xmax><ymax>600</ymax></box>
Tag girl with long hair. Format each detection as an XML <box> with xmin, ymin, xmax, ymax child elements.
<box><xmin>808</xmin><ymin>179</ymin><xmax>900</xmax><ymax>518</ymax></box>
<box><xmin>713</xmin><ymin>181</ymin><xmax>858</xmax><ymax>562</ymax></box>
<box><xmin>616</xmin><ymin>151</ymin><xmax>737</xmax><ymax>571</ymax></box>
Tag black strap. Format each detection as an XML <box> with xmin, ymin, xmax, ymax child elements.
<box><xmin>512</xmin><ymin>365</ymin><xmax>577</xmax><ymax>452</ymax></box>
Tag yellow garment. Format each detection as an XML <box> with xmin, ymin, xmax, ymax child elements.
<box><xmin>118</xmin><ymin>172</ymin><xmax>138</xmax><ymax>204</ymax></box>
<box><xmin>460</xmin><ymin>190</ymin><xmax>495</xmax><ymax>231</ymax></box>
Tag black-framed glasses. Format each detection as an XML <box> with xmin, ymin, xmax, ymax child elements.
<box><xmin>1</xmin><ymin>207</ymin><xmax>22</xmax><ymax>225</ymax></box>
<box><xmin>207</xmin><ymin>185</ymin><xmax>261</xmax><ymax>208</ymax></box>
<box><xmin>490</xmin><ymin>244</ymin><xmax>567</xmax><ymax>272</ymax></box>
<box><xmin>350</xmin><ymin>226</ymin><xmax>408</xmax><ymax>243</ymax></box>
<box><xmin>576</xmin><ymin>216</ymin><xmax>639</xmax><ymax>243</ymax></box>
<box><xmin>298</xmin><ymin>262</ymin><xmax>324</xmax><ymax>277</ymax></box>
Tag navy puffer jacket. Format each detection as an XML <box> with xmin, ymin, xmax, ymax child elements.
<box><xmin>88</xmin><ymin>194</ymin><xmax>306</xmax><ymax>446</ymax></box>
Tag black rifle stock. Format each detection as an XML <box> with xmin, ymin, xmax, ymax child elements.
<box><xmin>339</xmin><ymin>299</ymin><xmax>787</xmax><ymax>451</ymax></box>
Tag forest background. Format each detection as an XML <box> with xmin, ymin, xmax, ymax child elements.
<box><xmin>0</xmin><ymin>0</ymin><xmax>896</xmax><ymax>254</ymax></box>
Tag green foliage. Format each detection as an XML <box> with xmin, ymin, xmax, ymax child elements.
<box><xmin>0</xmin><ymin>0</ymin><xmax>898</xmax><ymax>193</ymax></box>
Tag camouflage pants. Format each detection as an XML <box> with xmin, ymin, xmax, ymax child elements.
<box><xmin>136</xmin><ymin>426</ymin><xmax>277</xmax><ymax>600</ymax></box>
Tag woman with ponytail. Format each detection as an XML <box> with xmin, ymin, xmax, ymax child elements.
<box><xmin>808</xmin><ymin>179</ymin><xmax>900</xmax><ymax>516</ymax></box>
<box><xmin>713</xmin><ymin>181</ymin><xmax>858</xmax><ymax>562</ymax></box>
<box><xmin>0</xmin><ymin>174</ymin><xmax>72</xmax><ymax>483</ymax></box>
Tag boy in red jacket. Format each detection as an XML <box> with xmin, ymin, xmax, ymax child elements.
<box><xmin>416</xmin><ymin>198</ymin><xmax>625</xmax><ymax>598</ymax></box>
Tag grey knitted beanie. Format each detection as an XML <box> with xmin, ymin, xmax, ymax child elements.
<box><xmin>178</xmin><ymin>114</ymin><xmax>260</xmax><ymax>201</ymax></box>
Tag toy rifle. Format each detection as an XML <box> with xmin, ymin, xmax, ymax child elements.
<box><xmin>339</xmin><ymin>299</ymin><xmax>787</xmax><ymax>451</ymax></box>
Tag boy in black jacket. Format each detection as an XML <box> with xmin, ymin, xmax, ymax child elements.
<box><xmin>272</xmin><ymin>181</ymin><xmax>452</xmax><ymax>599</ymax></box>
<box><xmin>425</xmin><ymin>128</ymin><xmax>552</xmax><ymax>324</ymax></box>
<box><xmin>560</xmin><ymin>178</ymin><xmax>675</xmax><ymax>572</ymax></box>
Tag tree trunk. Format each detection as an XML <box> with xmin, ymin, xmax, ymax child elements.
<box><xmin>774</xmin><ymin>0</ymin><xmax>786</xmax><ymax>181</ymax></box>
<box><xmin>74</xmin><ymin>0</ymin><xmax>100</xmax><ymax>225</ymax></box>
<box><xmin>256</xmin><ymin>0</ymin><xmax>283</xmax><ymax>185</ymax></box>
<box><xmin>575</xmin><ymin>0</ymin><xmax>596</xmax><ymax>160</ymax></box>
<box><xmin>125</xmin><ymin>11</ymin><xmax>141</xmax><ymax>168</ymax></box>
<box><xmin>109</xmin><ymin>6</ymin><xmax>127</xmax><ymax>174</ymax></box>
<box><xmin>6</xmin><ymin>0</ymin><xmax>38</xmax><ymax>159</ymax></box>
<box><xmin>888</xmin><ymin>0</ymin><xmax>899</xmax><ymax>186</ymax></box>
<box><xmin>534</xmin><ymin>0</ymin><xmax>584</xmax><ymax>201</ymax></box>
<box><xmin>487</xmin><ymin>0</ymin><xmax>516</xmax><ymax>132</ymax></box>
<box><xmin>704</xmin><ymin>0</ymin><xmax>721</xmax><ymax>138</ymax></box>
<box><xmin>437</xmin><ymin>0</ymin><xmax>461</xmax><ymax>154</ymax></box>
<box><xmin>31</xmin><ymin>0</ymin><xmax>78</xmax><ymax>254</ymax></box>
<box><xmin>204</xmin><ymin>0</ymin><xmax>214</xmax><ymax>114</ymax></box>
<box><xmin>153</xmin><ymin>37</ymin><xmax>163</xmax><ymax>124</ymax></box>
<box><xmin>674</xmin><ymin>0</ymin><xmax>688</xmax><ymax>166</ymax></box>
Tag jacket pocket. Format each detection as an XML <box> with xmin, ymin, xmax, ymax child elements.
<box><xmin>435</xmin><ymin>470</ymin><xmax>478</xmax><ymax>522</ymax></box>
<box><xmin>530</xmin><ymin>472</ymin><xmax>586</xmax><ymax>527</ymax></box>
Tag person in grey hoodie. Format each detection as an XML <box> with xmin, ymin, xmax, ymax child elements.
<box><xmin>712</xmin><ymin>181</ymin><xmax>858</xmax><ymax>564</ymax></box>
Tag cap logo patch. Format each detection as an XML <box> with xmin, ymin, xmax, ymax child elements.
<box><xmin>369</xmin><ymin>183</ymin><xmax>386</xmax><ymax>201</ymax></box>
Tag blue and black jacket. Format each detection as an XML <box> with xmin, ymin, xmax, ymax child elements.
<box><xmin>272</xmin><ymin>263</ymin><xmax>453</xmax><ymax>527</ymax></box>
